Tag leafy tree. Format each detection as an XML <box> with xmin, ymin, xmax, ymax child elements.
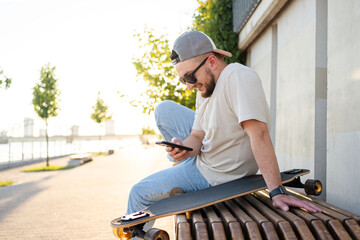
<box><xmin>128</xmin><ymin>30</ymin><xmax>196</xmax><ymax>114</ymax></box>
<box><xmin>91</xmin><ymin>92</ymin><xmax>112</xmax><ymax>126</ymax></box>
<box><xmin>192</xmin><ymin>0</ymin><xmax>245</xmax><ymax>64</ymax></box>
<box><xmin>32</xmin><ymin>63</ymin><xmax>61</xmax><ymax>166</ymax></box>
<box><xmin>0</xmin><ymin>67</ymin><xmax>12</xmax><ymax>89</ymax></box>
<box><xmin>124</xmin><ymin>1</ymin><xmax>245</xmax><ymax>115</ymax></box>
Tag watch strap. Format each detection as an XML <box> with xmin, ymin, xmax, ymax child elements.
<box><xmin>269</xmin><ymin>185</ymin><xmax>288</xmax><ymax>200</ymax></box>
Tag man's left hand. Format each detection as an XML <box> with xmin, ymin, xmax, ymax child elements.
<box><xmin>272</xmin><ymin>194</ymin><xmax>322</xmax><ymax>212</ymax></box>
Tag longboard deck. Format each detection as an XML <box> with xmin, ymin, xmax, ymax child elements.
<box><xmin>111</xmin><ymin>169</ymin><xmax>310</xmax><ymax>228</ymax></box>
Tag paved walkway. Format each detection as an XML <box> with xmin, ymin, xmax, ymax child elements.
<box><xmin>0</xmin><ymin>143</ymin><xmax>174</xmax><ymax>239</ymax></box>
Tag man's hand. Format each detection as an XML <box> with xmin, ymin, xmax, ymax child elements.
<box><xmin>166</xmin><ymin>138</ymin><xmax>190</xmax><ymax>162</ymax></box>
<box><xmin>272</xmin><ymin>194</ymin><xmax>322</xmax><ymax>212</ymax></box>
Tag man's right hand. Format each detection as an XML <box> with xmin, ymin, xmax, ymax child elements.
<box><xmin>166</xmin><ymin>138</ymin><xmax>190</xmax><ymax>162</ymax></box>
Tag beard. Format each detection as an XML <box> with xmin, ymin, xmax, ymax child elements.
<box><xmin>200</xmin><ymin>68</ymin><xmax>216</xmax><ymax>98</ymax></box>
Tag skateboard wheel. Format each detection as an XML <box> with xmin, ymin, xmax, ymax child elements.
<box><xmin>304</xmin><ymin>179</ymin><xmax>322</xmax><ymax>196</ymax></box>
<box><xmin>170</xmin><ymin>187</ymin><xmax>184</xmax><ymax>197</ymax></box>
<box><xmin>144</xmin><ymin>228</ymin><xmax>169</xmax><ymax>240</ymax></box>
<box><xmin>113</xmin><ymin>227</ymin><xmax>132</xmax><ymax>240</ymax></box>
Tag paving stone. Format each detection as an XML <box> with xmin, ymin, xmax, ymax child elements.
<box><xmin>0</xmin><ymin>144</ymin><xmax>174</xmax><ymax>239</ymax></box>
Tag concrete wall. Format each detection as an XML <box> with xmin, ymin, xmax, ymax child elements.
<box><xmin>327</xmin><ymin>0</ymin><xmax>360</xmax><ymax>214</ymax></box>
<box><xmin>238</xmin><ymin>0</ymin><xmax>359</xmax><ymax>214</ymax></box>
<box><xmin>247</xmin><ymin>0</ymin><xmax>318</xmax><ymax>176</ymax></box>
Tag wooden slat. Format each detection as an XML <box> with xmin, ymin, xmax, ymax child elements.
<box><xmin>225</xmin><ymin>200</ymin><xmax>262</xmax><ymax>239</ymax></box>
<box><xmin>245</xmin><ymin>221</ymin><xmax>263</xmax><ymax>240</ymax></box>
<box><xmin>214</xmin><ymin>203</ymin><xmax>244</xmax><ymax>240</ymax></box>
<box><xmin>261</xmin><ymin>221</ymin><xmax>280</xmax><ymax>240</ymax></box>
<box><xmin>252</xmin><ymin>192</ymin><xmax>316</xmax><ymax>240</ymax></box>
<box><xmin>291</xmin><ymin>208</ymin><xmax>335</xmax><ymax>239</ymax></box>
<box><xmin>344</xmin><ymin>219</ymin><xmax>360</xmax><ymax>240</ymax></box>
<box><xmin>192</xmin><ymin>210</ymin><xmax>209</xmax><ymax>240</ymax></box>
<box><xmin>287</xmin><ymin>188</ymin><xmax>360</xmax><ymax>223</ymax></box>
<box><xmin>287</xmin><ymin>191</ymin><xmax>350</xmax><ymax>223</ymax></box>
<box><xmin>203</xmin><ymin>206</ymin><xmax>227</xmax><ymax>240</ymax></box>
<box><xmin>228</xmin><ymin>222</ymin><xmax>244</xmax><ymax>240</ymax></box>
<box><xmin>310</xmin><ymin>219</ymin><xmax>334</xmax><ymax>240</ymax></box>
<box><xmin>328</xmin><ymin>219</ymin><xmax>353</xmax><ymax>240</ymax></box>
<box><xmin>277</xmin><ymin>221</ymin><xmax>298</xmax><ymax>240</ymax></box>
<box><xmin>243</xmin><ymin>195</ymin><xmax>297</xmax><ymax>239</ymax></box>
<box><xmin>234</xmin><ymin>197</ymin><xmax>269</xmax><ymax>224</ymax></box>
<box><xmin>234</xmin><ymin>197</ymin><xmax>279</xmax><ymax>240</ymax></box>
<box><xmin>293</xmin><ymin>219</ymin><xmax>316</xmax><ymax>240</ymax></box>
<box><xmin>175</xmin><ymin>189</ymin><xmax>359</xmax><ymax>240</ymax></box>
<box><xmin>177</xmin><ymin>214</ymin><xmax>192</xmax><ymax>240</ymax></box>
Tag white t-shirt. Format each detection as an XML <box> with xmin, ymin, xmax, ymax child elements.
<box><xmin>193</xmin><ymin>63</ymin><xmax>271</xmax><ymax>186</ymax></box>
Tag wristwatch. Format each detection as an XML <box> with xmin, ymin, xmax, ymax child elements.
<box><xmin>269</xmin><ymin>185</ymin><xmax>288</xmax><ymax>200</ymax></box>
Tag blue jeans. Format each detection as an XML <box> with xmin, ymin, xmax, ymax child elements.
<box><xmin>126</xmin><ymin>101</ymin><xmax>211</xmax><ymax>216</ymax></box>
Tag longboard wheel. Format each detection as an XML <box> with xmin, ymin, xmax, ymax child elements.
<box><xmin>144</xmin><ymin>228</ymin><xmax>169</xmax><ymax>240</ymax></box>
<box><xmin>304</xmin><ymin>179</ymin><xmax>322</xmax><ymax>196</ymax></box>
<box><xmin>169</xmin><ymin>187</ymin><xmax>184</xmax><ymax>197</ymax></box>
<box><xmin>113</xmin><ymin>227</ymin><xmax>132</xmax><ymax>240</ymax></box>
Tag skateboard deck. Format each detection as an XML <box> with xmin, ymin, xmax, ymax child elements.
<box><xmin>111</xmin><ymin>169</ymin><xmax>321</xmax><ymax>234</ymax></box>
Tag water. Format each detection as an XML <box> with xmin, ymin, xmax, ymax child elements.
<box><xmin>0</xmin><ymin>138</ymin><xmax>141</xmax><ymax>164</ymax></box>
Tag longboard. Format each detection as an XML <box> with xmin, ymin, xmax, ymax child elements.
<box><xmin>111</xmin><ymin>169</ymin><xmax>321</xmax><ymax>239</ymax></box>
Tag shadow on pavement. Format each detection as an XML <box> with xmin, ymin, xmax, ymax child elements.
<box><xmin>0</xmin><ymin>176</ymin><xmax>51</xmax><ymax>220</ymax></box>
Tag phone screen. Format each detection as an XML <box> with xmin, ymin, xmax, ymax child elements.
<box><xmin>155</xmin><ymin>141</ymin><xmax>193</xmax><ymax>151</ymax></box>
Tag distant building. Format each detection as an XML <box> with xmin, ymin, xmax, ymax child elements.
<box><xmin>105</xmin><ymin>119</ymin><xmax>115</xmax><ymax>135</ymax></box>
<box><xmin>0</xmin><ymin>130</ymin><xmax>7</xmax><ymax>143</ymax></box>
<box><xmin>24</xmin><ymin>118</ymin><xmax>34</xmax><ymax>137</ymax></box>
<box><xmin>71</xmin><ymin>125</ymin><xmax>79</xmax><ymax>136</ymax></box>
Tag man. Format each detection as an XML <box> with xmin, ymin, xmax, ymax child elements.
<box><xmin>126</xmin><ymin>30</ymin><xmax>320</xmax><ymax>232</ymax></box>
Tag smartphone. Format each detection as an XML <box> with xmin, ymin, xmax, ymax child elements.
<box><xmin>156</xmin><ymin>141</ymin><xmax>193</xmax><ymax>151</ymax></box>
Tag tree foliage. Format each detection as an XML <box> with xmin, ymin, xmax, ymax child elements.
<box><xmin>192</xmin><ymin>0</ymin><xmax>245</xmax><ymax>64</ymax></box>
<box><xmin>32</xmin><ymin>63</ymin><xmax>61</xmax><ymax>166</ymax></box>
<box><xmin>127</xmin><ymin>1</ymin><xmax>244</xmax><ymax>115</ymax></box>
<box><xmin>33</xmin><ymin>64</ymin><xmax>60</xmax><ymax>120</ymax></box>
<box><xmin>91</xmin><ymin>92</ymin><xmax>112</xmax><ymax>124</ymax></box>
<box><xmin>130</xmin><ymin>30</ymin><xmax>196</xmax><ymax>114</ymax></box>
<box><xmin>0</xmin><ymin>67</ymin><xmax>12</xmax><ymax>89</ymax></box>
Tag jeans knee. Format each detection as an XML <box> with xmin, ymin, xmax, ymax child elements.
<box><xmin>155</xmin><ymin>100</ymin><xmax>176</xmax><ymax>125</ymax></box>
<box><xmin>129</xmin><ymin>182</ymin><xmax>145</xmax><ymax>199</ymax></box>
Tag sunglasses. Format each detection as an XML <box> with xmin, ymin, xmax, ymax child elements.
<box><xmin>179</xmin><ymin>57</ymin><xmax>209</xmax><ymax>84</ymax></box>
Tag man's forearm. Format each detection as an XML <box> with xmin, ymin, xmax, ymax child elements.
<box><xmin>250</xmin><ymin>131</ymin><xmax>281</xmax><ymax>191</ymax></box>
<box><xmin>182</xmin><ymin>132</ymin><xmax>204</xmax><ymax>157</ymax></box>
<box><xmin>242</xmin><ymin>120</ymin><xmax>282</xmax><ymax>191</ymax></box>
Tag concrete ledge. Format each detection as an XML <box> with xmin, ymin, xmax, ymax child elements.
<box><xmin>238</xmin><ymin>0</ymin><xmax>288</xmax><ymax>50</ymax></box>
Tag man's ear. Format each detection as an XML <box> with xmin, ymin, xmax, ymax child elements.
<box><xmin>208</xmin><ymin>55</ymin><xmax>218</xmax><ymax>70</ymax></box>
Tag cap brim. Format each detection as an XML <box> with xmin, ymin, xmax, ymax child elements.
<box><xmin>213</xmin><ymin>49</ymin><xmax>232</xmax><ymax>58</ymax></box>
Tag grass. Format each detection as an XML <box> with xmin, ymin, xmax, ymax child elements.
<box><xmin>0</xmin><ymin>180</ymin><xmax>15</xmax><ymax>187</ymax></box>
<box><xmin>22</xmin><ymin>165</ymin><xmax>76</xmax><ymax>172</ymax></box>
<box><xmin>95</xmin><ymin>152</ymin><xmax>108</xmax><ymax>156</ymax></box>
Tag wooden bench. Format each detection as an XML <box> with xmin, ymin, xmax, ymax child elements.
<box><xmin>175</xmin><ymin>189</ymin><xmax>360</xmax><ymax>239</ymax></box>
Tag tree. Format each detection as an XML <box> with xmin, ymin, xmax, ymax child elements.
<box><xmin>0</xmin><ymin>67</ymin><xmax>12</xmax><ymax>89</ymax></box>
<box><xmin>192</xmin><ymin>0</ymin><xmax>245</xmax><ymax>64</ymax></box>
<box><xmin>124</xmin><ymin>0</ymin><xmax>245</xmax><ymax>115</ymax></box>
<box><xmin>91</xmin><ymin>92</ymin><xmax>112</xmax><ymax>127</ymax></box>
<box><xmin>32</xmin><ymin>63</ymin><xmax>61</xmax><ymax>166</ymax></box>
<box><xmin>128</xmin><ymin>29</ymin><xmax>197</xmax><ymax>114</ymax></box>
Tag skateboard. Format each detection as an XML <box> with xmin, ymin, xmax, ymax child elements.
<box><xmin>111</xmin><ymin>169</ymin><xmax>322</xmax><ymax>240</ymax></box>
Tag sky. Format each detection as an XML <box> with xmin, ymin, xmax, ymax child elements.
<box><xmin>0</xmin><ymin>0</ymin><xmax>198</xmax><ymax>136</ymax></box>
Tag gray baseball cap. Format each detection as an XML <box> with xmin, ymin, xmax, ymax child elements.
<box><xmin>170</xmin><ymin>31</ymin><xmax>232</xmax><ymax>65</ymax></box>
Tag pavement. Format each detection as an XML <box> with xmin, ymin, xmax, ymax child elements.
<box><xmin>0</xmin><ymin>142</ymin><xmax>175</xmax><ymax>240</ymax></box>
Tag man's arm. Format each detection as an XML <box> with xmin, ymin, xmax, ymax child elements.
<box><xmin>166</xmin><ymin>129</ymin><xmax>205</xmax><ymax>162</ymax></box>
<box><xmin>242</xmin><ymin>119</ymin><xmax>321</xmax><ymax>212</ymax></box>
